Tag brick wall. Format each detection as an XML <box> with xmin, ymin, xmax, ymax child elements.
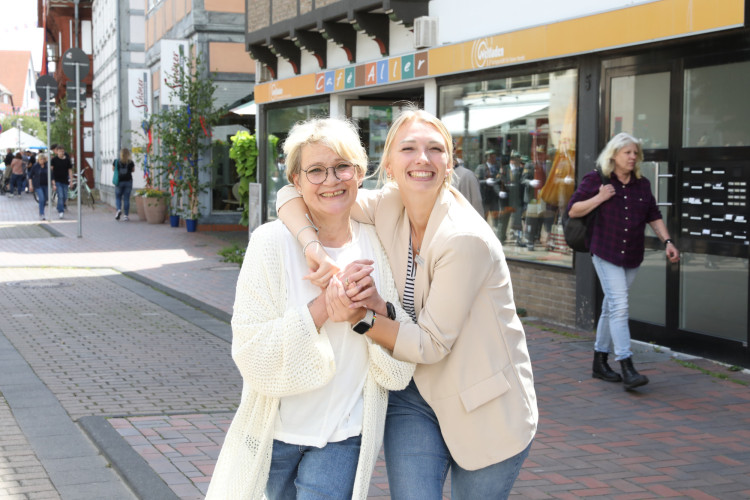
<box><xmin>248</xmin><ymin>1</ymin><xmax>270</xmax><ymax>31</ymax></box>
<box><xmin>507</xmin><ymin>261</ymin><xmax>576</xmax><ymax>328</ymax></box>
<box><xmin>272</xmin><ymin>0</ymin><xmax>296</xmax><ymax>23</ymax></box>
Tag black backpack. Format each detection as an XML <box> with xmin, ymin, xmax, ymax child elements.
<box><xmin>562</xmin><ymin>168</ymin><xmax>610</xmax><ymax>253</ymax></box>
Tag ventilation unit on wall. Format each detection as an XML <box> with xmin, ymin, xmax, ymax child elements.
<box><xmin>413</xmin><ymin>16</ymin><xmax>438</xmax><ymax>49</ymax></box>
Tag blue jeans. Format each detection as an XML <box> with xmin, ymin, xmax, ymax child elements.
<box><xmin>11</xmin><ymin>173</ymin><xmax>24</xmax><ymax>195</ymax></box>
<box><xmin>592</xmin><ymin>255</ymin><xmax>639</xmax><ymax>360</ymax></box>
<box><xmin>384</xmin><ymin>379</ymin><xmax>531</xmax><ymax>499</ymax></box>
<box><xmin>35</xmin><ymin>186</ymin><xmax>48</xmax><ymax>215</ymax></box>
<box><xmin>56</xmin><ymin>183</ymin><xmax>69</xmax><ymax>213</ymax></box>
<box><xmin>115</xmin><ymin>180</ymin><xmax>133</xmax><ymax>214</ymax></box>
<box><xmin>266</xmin><ymin>435</ymin><xmax>361</xmax><ymax>500</ymax></box>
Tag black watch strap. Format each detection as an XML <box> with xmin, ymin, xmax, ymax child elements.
<box><xmin>386</xmin><ymin>301</ymin><xmax>396</xmax><ymax>320</ymax></box>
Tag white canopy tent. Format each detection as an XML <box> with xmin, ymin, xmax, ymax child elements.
<box><xmin>230</xmin><ymin>100</ymin><xmax>256</xmax><ymax>116</ymax></box>
<box><xmin>0</xmin><ymin>127</ymin><xmax>47</xmax><ymax>151</ymax></box>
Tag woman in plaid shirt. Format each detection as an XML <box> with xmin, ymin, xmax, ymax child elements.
<box><xmin>568</xmin><ymin>133</ymin><xmax>680</xmax><ymax>390</ymax></box>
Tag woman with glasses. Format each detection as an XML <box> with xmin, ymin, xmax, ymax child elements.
<box><xmin>206</xmin><ymin>117</ymin><xmax>414</xmax><ymax>500</ymax></box>
<box><xmin>276</xmin><ymin>107</ymin><xmax>537</xmax><ymax>499</ymax></box>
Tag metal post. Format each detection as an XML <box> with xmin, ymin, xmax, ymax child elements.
<box><xmin>46</xmin><ymin>87</ymin><xmax>52</xmax><ymax>217</ymax></box>
<box><xmin>76</xmin><ymin>63</ymin><xmax>82</xmax><ymax>238</ymax></box>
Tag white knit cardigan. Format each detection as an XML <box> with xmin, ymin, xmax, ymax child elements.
<box><xmin>206</xmin><ymin>220</ymin><xmax>415</xmax><ymax>500</ymax></box>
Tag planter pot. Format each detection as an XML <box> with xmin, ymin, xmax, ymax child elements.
<box><xmin>143</xmin><ymin>197</ymin><xmax>168</xmax><ymax>224</ymax></box>
<box><xmin>135</xmin><ymin>195</ymin><xmax>145</xmax><ymax>221</ymax></box>
<box><xmin>169</xmin><ymin>214</ymin><xmax>180</xmax><ymax>227</ymax></box>
<box><xmin>185</xmin><ymin>219</ymin><xmax>198</xmax><ymax>232</ymax></box>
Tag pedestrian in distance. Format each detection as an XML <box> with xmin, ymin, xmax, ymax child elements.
<box><xmin>452</xmin><ymin>156</ymin><xmax>483</xmax><ymax>215</ymax></box>
<box><xmin>50</xmin><ymin>145</ymin><xmax>73</xmax><ymax>219</ymax></box>
<box><xmin>9</xmin><ymin>152</ymin><xmax>25</xmax><ymax>197</ymax></box>
<box><xmin>567</xmin><ymin>132</ymin><xmax>680</xmax><ymax>390</ymax></box>
<box><xmin>278</xmin><ymin>106</ymin><xmax>538</xmax><ymax>499</ymax></box>
<box><xmin>113</xmin><ymin>148</ymin><xmax>135</xmax><ymax>221</ymax></box>
<box><xmin>29</xmin><ymin>153</ymin><xmax>50</xmax><ymax>220</ymax></box>
<box><xmin>206</xmin><ymin>117</ymin><xmax>414</xmax><ymax>500</ymax></box>
<box><xmin>2</xmin><ymin>148</ymin><xmax>12</xmax><ymax>192</ymax></box>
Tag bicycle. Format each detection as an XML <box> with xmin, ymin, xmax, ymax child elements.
<box><xmin>51</xmin><ymin>167</ymin><xmax>96</xmax><ymax>210</ymax></box>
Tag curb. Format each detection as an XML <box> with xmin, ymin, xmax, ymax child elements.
<box><xmin>79</xmin><ymin>416</ymin><xmax>179</xmax><ymax>500</ymax></box>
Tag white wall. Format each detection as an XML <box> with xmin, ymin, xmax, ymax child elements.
<box><xmin>432</xmin><ymin>0</ymin><xmax>655</xmax><ymax>45</ymax></box>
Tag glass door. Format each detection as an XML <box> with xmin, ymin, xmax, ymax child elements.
<box><xmin>604</xmin><ymin>56</ymin><xmax>750</xmax><ymax>356</ymax></box>
<box><xmin>346</xmin><ymin>100</ymin><xmax>411</xmax><ymax>189</ymax></box>
<box><xmin>605</xmin><ymin>69</ymin><xmax>675</xmax><ymax>327</ymax></box>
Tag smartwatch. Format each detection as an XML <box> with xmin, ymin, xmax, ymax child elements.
<box><xmin>386</xmin><ymin>301</ymin><xmax>396</xmax><ymax>320</ymax></box>
<box><xmin>353</xmin><ymin>309</ymin><xmax>375</xmax><ymax>334</ymax></box>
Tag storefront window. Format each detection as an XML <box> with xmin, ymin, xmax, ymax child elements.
<box><xmin>265</xmin><ymin>102</ymin><xmax>329</xmax><ymax>219</ymax></box>
<box><xmin>679</xmin><ymin>253</ymin><xmax>748</xmax><ymax>341</ymax></box>
<box><xmin>611</xmin><ymin>72</ymin><xmax>669</xmax><ymax>149</ymax></box>
<box><xmin>439</xmin><ymin>68</ymin><xmax>578</xmax><ymax>267</ymax></box>
<box><xmin>683</xmin><ymin>60</ymin><xmax>750</xmax><ymax>147</ymax></box>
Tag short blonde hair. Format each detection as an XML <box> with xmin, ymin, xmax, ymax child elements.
<box><xmin>283</xmin><ymin>117</ymin><xmax>368</xmax><ymax>183</ymax></box>
<box><xmin>376</xmin><ymin>105</ymin><xmax>454</xmax><ymax>187</ymax></box>
<box><xmin>597</xmin><ymin>132</ymin><xmax>643</xmax><ymax>179</ymax></box>
<box><xmin>37</xmin><ymin>153</ymin><xmax>47</xmax><ymax>163</ymax></box>
<box><xmin>119</xmin><ymin>148</ymin><xmax>132</xmax><ymax>163</ymax></box>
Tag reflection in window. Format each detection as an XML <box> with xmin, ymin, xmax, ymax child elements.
<box><xmin>679</xmin><ymin>253</ymin><xmax>748</xmax><ymax>341</ymax></box>
<box><xmin>684</xmin><ymin>60</ymin><xmax>750</xmax><ymax>147</ymax></box>
<box><xmin>611</xmin><ymin>72</ymin><xmax>669</xmax><ymax>149</ymax></box>
<box><xmin>265</xmin><ymin>102</ymin><xmax>329</xmax><ymax>219</ymax></box>
<box><xmin>439</xmin><ymin>69</ymin><xmax>577</xmax><ymax>268</ymax></box>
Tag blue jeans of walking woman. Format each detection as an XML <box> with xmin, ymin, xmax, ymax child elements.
<box><xmin>592</xmin><ymin>254</ymin><xmax>639</xmax><ymax>361</ymax></box>
<box><xmin>35</xmin><ymin>186</ymin><xmax>48</xmax><ymax>216</ymax></box>
<box><xmin>384</xmin><ymin>379</ymin><xmax>531</xmax><ymax>499</ymax></box>
<box><xmin>115</xmin><ymin>180</ymin><xmax>133</xmax><ymax>215</ymax></box>
<box><xmin>11</xmin><ymin>173</ymin><xmax>25</xmax><ymax>195</ymax></box>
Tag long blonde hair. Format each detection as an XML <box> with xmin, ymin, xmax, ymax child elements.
<box><xmin>119</xmin><ymin>148</ymin><xmax>132</xmax><ymax>163</ymax></box>
<box><xmin>376</xmin><ymin>105</ymin><xmax>454</xmax><ymax>187</ymax></box>
<box><xmin>596</xmin><ymin>132</ymin><xmax>643</xmax><ymax>178</ymax></box>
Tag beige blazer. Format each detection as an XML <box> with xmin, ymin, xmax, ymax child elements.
<box><xmin>354</xmin><ymin>184</ymin><xmax>538</xmax><ymax>470</ymax></box>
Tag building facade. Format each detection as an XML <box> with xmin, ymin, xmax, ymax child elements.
<box><xmin>246</xmin><ymin>0</ymin><xmax>750</xmax><ymax>366</ymax></box>
<box><xmin>40</xmin><ymin>0</ymin><xmax>95</xmax><ymax>173</ymax></box>
<box><xmin>143</xmin><ymin>0</ymin><xmax>255</xmax><ymax>224</ymax></box>
<box><xmin>0</xmin><ymin>51</ymin><xmax>40</xmax><ymax>117</ymax></box>
<box><xmin>92</xmin><ymin>0</ymin><xmax>147</xmax><ymax>204</ymax></box>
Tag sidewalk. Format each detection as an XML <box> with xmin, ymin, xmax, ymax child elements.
<box><xmin>1</xmin><ymin>192</ymin><xmax>749</xmax><ymax>499</ymax></box>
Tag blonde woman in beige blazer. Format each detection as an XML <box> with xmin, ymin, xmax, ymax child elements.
<box><xmin>278</xmin><ymin>107</ymin><xmax>537</xmax><ymax>499</ymax></box>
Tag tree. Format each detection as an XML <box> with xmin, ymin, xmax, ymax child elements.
<box><xmin>148</xmin><ymin>47</ymin><xmax>227</xmax><ymax>219</ymax></box>
<box><xmin>1</xmin><ymin>114</ymin><xmax>48</xmax><ymax>145</ymax></box>
<box><xmin>49</xmin><ymin>98</ymin><xmax>74</xmax><ymax>151</ymax></box>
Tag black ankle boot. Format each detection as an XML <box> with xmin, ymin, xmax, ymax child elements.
<box><xmin>592</xmin><ymin>351</ymin><xmax>622</xmax><ymax>382</ymax></box>
<box><xmin>619</xmin><ymin>357</ymin><xmax>649</xmax><ymax>390</ymax></box>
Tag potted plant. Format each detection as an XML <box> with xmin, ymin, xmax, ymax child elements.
<box><xmin>137</xmin><ymin>187</ymin><xmax>169</xmax><ymax>224</ymax></box>
<box><xmin>147</xmin><ymin>46</ymin><xmax>226</xmax><ymax>233</ymax></box>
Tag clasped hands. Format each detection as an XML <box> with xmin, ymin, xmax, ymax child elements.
<box><xmin>306</xmin><ymin>255</ymin><xmax>383</xmax><ymax>325</ymax></box>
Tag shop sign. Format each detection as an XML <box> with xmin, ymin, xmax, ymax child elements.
<box><xmin>255</xmin><ymin>0</ymin><xmax>744</xmax><ymax>104</ymax></box>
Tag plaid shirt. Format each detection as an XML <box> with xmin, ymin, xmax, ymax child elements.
<box><xmin>568</xmin><ymin>170</ymin><xmax>661</xmax><ymax>268</ymax></box>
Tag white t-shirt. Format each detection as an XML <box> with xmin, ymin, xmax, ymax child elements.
<box><xmin>274</xmin><ymin>221</ymin><xmax>380</xmax><ymax>447</ymax></box>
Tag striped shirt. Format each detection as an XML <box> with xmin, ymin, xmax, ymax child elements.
<box><xmin>403</xmin><ymin>235</ymin><xmax>418</xmax><ymax>323</ymax></box>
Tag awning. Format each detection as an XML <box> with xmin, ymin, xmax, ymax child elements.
<box><xmin>441</xmin><ymin>103</ymin><xmax>549</xmax><ymax>135</ymax></box>
<box><xmin>230</xmin><ymin>100</ymin><xmax>256</xmax><ymax>116</ymax></box>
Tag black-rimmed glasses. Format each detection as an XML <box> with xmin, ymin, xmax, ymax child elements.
<box><xmin>301</xmin><ymin>163</ymin><xmax>356</xmax><ymax>184</ymax></box>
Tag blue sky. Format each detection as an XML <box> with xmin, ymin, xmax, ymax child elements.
<box><xmin>0</xmin><ymin>0</ymin><xmax>44</xmax><ymax>72</ymax></box>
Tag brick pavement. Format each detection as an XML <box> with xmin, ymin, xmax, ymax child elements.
<box><xmin>1</xmin><ymin>192</ymin><xmax>750</xmax><ymax>499</ymax></box>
